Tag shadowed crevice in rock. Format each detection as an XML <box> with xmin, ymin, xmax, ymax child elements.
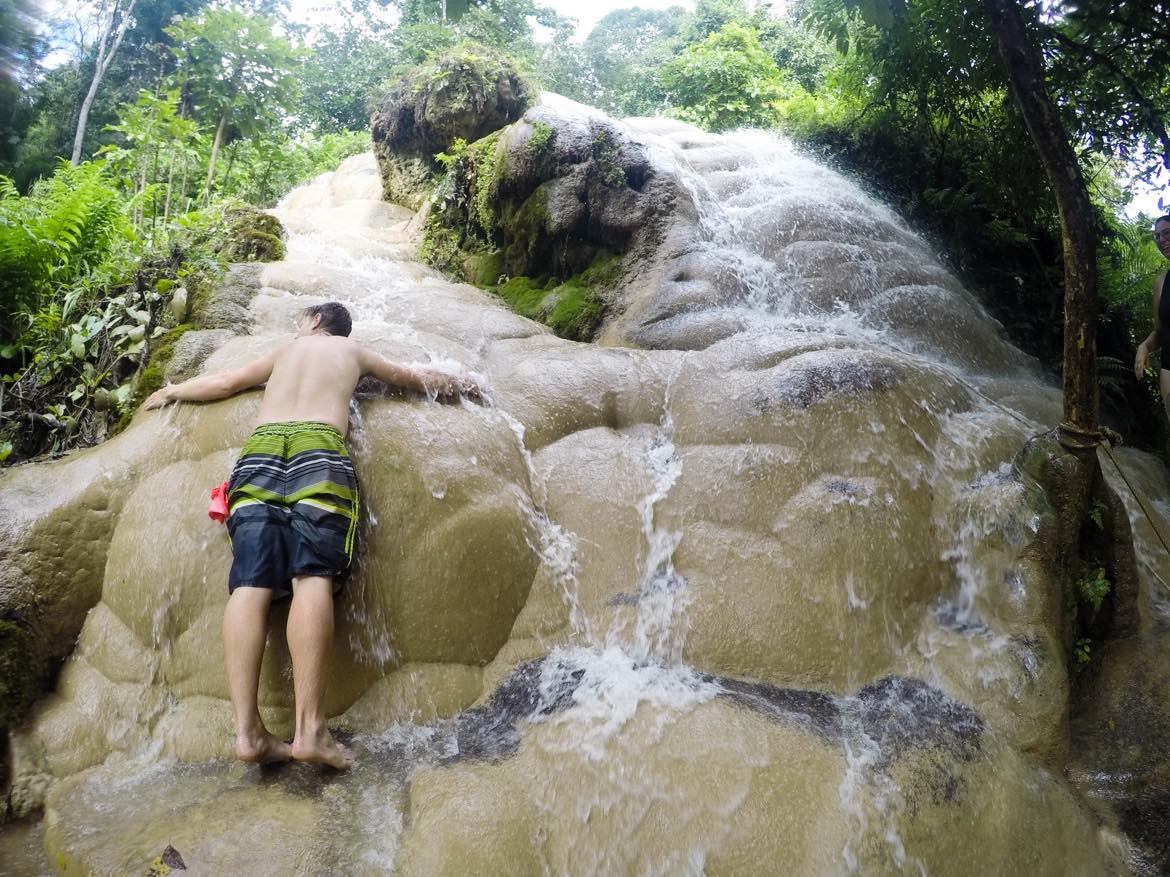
<box><xmin>711</xmin><ymin>676</ymin><xmax>842</xmax><ymax>741</ymax></box>
<box><xmin>444</xmin><ymin>658</ymin><xmax>583</xmax><ymax>763</ymax></box>
<box><xmin>713</xmin><ymin>674</ymin><xmax>983</xmax><ymax>770</ymax></box>
<box><xmin>441</xmin><ymin>660</ymin><xmax>983</xmax><ymax>775</ymax></box>
<box><xmin>754</xmin><ymin>360</ymin><xmax>901</xmax><ymax>412</ymax></box>
<box><xmin>851</xmin><ymin>676</ymin><xmax>984</xmax><ymax>767</ymax></box>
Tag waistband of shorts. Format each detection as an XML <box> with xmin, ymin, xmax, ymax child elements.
<box><xmin>249</xmin><ymin>420</ymin><xmax>344</xmax><ymax>439</ymax></box>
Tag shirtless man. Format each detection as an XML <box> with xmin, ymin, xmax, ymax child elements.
<box><xmin>144</xmin><ymin>302</ymin><xmax>477</xmax><ymax>769</ymax></box>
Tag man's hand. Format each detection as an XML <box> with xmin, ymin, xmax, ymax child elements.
<box><xmin>428</xmin><ymin>369</ymin><xmax>485</xmax><ymax>399</ymax></box>
<box><xmin>453</xmin><ymin>370</ymin><xmax>485</xmax><ymax>399</ymax></box>
<box><xmin>143</xmin><ymin>385</ymin><xmax>174</xmax><ymax>410</ymax></box>
<box><xmin>1135</xmin><ymin>342</ymin><xmax>1150</xmax><ymax>381</ymax></box>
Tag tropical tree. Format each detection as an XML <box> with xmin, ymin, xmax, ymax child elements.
<box><xmin>980</xmin><ymin>0</ymin><xmax>1099</xmax><ymax>441</ymax></box>
<box><xmin>660</xmin><ymin>22</ymin><xmax>794</xmax><ymax>132</ymax></box>
<box><xmin>165</xmin><ymin>7</ymin><xmax>301</xmax><ymax>203</ymax></box>
<box><xmin>299</xmin><ymin>26</ymin><xmax>397</xmax><ymax>133</ymax></box>
<box><xmin>71</xmin><ymin>0</ymin><xmax>139</xmax><ymax>165</ymax></box>
<box><xmin>100</xmin><ymin>89</ymin><xmax>203</xmax><ymax>232</ymax></box>
<box><xmin>578</xmin><ymin>7</ymin><xmax>684</xmax><ymax>115</ymax></box>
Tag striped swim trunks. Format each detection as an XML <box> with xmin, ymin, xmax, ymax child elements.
<box><xmin>226</xmin><ymin>421</ymin><xmax>359</xmax><ymax>598</ymax></box>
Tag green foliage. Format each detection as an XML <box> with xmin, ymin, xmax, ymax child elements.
<box><xmin>165</xmin><ymin>7</ymin><xmax>304</xmax><ymax>202</ymax></box>
<box><xmin>135</xmin><ymin>322</ymin><xmax>194</xmax><ymax>403</ymax></box>
<box><xmin>0</xmin><ymin>161</ymin><xmax>130</xmax><ymax>323</ymax></box>
<box><xmin>418</xmin><ymin>214</ymin><xmax>465</xmax><ymax>275</ymax></box>
<box><xmin>1074</xmin><ymin>636</ymin><xmax>1093</xmax><ymax>666</ymax></box>
<box><xmin>428</xmin><ymin>128</ymin><xmax>505</xmax><ymax>248</ymax></box>
<box><xmin>1076</xmin><ymin>567</ymin><xmax>1111</xmax><ymax>614</ymax></box>
<box><xmin>572</xmin><ymin>6</ymin><xmax>685</xmax><ymax>116</ymax></box>
<box><xmin>591</xmin><ymin>129</ymin><xmax>628</xmax><ymax>188</ymax></box>
<box><xmin>299</xmin><ymin>26</ymin><xmax>398</xmax><ymax>133</ymax></box>
<box><xmin>1088</xmin><ymin>499</ymin><xmax>1107</xmax><ymax>530</ymax></box>
<box><xmin>661</xmin><ymin>22</ymin><xmax>795</xmax><ymax>132</ymax></box>
<box><xmin>0</xmin><ymin>156</ymin><xmax>237</xmax><ymax>463</ymax></box>
<box><xmin>471</xmin><ymin>131</ymin><xmax>504</xmax><ymax>232</ymax></box>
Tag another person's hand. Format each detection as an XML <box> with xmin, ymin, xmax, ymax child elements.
<box><xmin>1135</xmin><ymin>342</ymin><xmax>1149</xmax><ymax>381</ymax></box>
<box><xmin>143</xmin><ymin>385</ymin><xmax>174</xmax><ymax>410</ymax></box>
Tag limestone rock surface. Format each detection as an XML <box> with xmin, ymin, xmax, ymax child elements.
<box><xmin>0</xmin><ymin>137</ymin><xmax>1162</xmax><ymax>873</ymax></box>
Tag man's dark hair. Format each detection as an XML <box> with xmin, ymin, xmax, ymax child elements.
<box><xmin>1156</xmin><ymin>214</ymin><xmax>1170</xmax><ymax>228</ymax></box>
<box><xmin>303</xmin><ymin>302</ymin><xmax>352</xmax><ymax>337</ymax></box>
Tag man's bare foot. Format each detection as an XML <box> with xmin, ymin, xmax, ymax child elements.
<box><xmin>235</xmin><ymin>730</ymin><xmax>293</xmax><ymax>764</ymax></box>
<box><xmin>291</xmin><ymin>730</ymin><xmax>354</xmax><ymax>770</ymax></box>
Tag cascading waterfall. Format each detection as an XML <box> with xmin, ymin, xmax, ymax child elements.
<box><xmin>6</xmin><ymin>102</ymin><xmax>1169</xmax><ymax>875</ymax></box>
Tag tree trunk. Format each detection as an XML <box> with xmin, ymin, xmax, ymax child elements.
<box><xmin>180</xmin><ymin>151</ymin><xmax>190</xmax><ymax>214</ymax></box>
<box><xmin>982</xmin><ymin>0</ymin><xmax>1099</xmax><ymax>448</ymax></box>
<box><xmin>203</xmin><ymin>110</ymin><xmax>229</xmax><ymax>205</ymax></box>
<box><xmin>71</xmin><ymin>0</ymin><xmax>138</xmax><ymax>165</ymax></box>
<box><xmin>222</xmin><ymin>143</ymin><xmax>238</xmax><ymax>196</ymax></box>
<box><xmin>202</xmin><ymin>58</ymin><xmax>243</xmax><ymax>205</ymax></box>
<box><xmin>163</xmin><ymin>151</ymin><xmax>175</xmax><ymax>226</ymax></box>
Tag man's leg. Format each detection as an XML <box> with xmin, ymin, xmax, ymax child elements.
<box><xmin>287</xmin><ymin>575</ymin><xmax>353</xmax><ymax>769</ymax></box>
<box><xmin>222</xmin><ymin>586</ymin><xmax>292</xmax><ymax>762</ymax></box>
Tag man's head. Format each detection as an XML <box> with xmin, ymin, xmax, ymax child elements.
<box><xmin>299</xmin><ymin>302</ymin><xmax>353</xmax><ymax>337</ymax></box>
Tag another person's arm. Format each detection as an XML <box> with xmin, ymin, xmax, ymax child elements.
<box><xmin>1135</xmin><ymin>274</ymin><xmax>1166</xmax><ymax>380</ymax></box>
<box><xmin>357</xmin><ymin>347</ymin><xmax>479</xmax><ymax>397</ymax></box>
<box><xmin>143</xmin><ymin>349</ymin><xmax>279</xmax><ymax>409</ymax></box>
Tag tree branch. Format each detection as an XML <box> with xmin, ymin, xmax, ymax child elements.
<box><xmin>1049</xmin><ymin>27</ymin><xmax>1170</xmax><ymax>173</ymax></box>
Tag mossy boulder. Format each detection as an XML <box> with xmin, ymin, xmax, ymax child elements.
<box><xmin>370</xmin><ymin>43</ymin><xmax>534</xmax><ymax>210</ymax></box>
<box><xmin>216</xmin><ymin>207</ymin><xmax>286</xmax><ymax>262</ymax></box>
<box><xmin>419</xmin><ymin>99</ymin><xmax>680</xmax><ymax>340</ymax></box>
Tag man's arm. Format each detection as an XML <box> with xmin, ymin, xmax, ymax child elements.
<box><xmin>143</xmin><ymin>349</ymin><xmax>280</xmax><ymax>410</ymax></box>
<box><xmin>357</xmin><ymin>347</ymin><xmax>478</xmax><ymax>396</ymax></box>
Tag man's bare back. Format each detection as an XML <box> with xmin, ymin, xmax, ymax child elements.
<box><xmin>257</xmin><ymin>335</ymin><xmax>362</xmax><ymax>433</ymax></box>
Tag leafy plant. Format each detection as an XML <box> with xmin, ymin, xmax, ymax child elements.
<box><xmin>0</xmin><ymin>160</ymin><xmax>129</xmax><ymax>321</ymax></box>
<box><xmin>1087</xmin><ymin>499</ymin><xmax>1106</xmax><ymax>530</ymax></box>
<box><xmin>1074</xmin><ymin>637</ymin><xmax>1093</xmax><ymax>665</ymax></box>
<box><xmin>1076</xmin><ymin>567</ymin><xmax>1111</xmax><ymax>613</ymax></box>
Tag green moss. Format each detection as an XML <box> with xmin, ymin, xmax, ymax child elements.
<box><xmin>546</xmin><ymin>280</ymin><xmax>604</xmax><ymax>340</ymax></box>
<box><xmin>495</xmin><ymin>276</ymin><xmax>551</xmax><ymax>318</ymax></box>
<box><xmin>528</xmin><ymin>121</ymin><xmax>554</xmax><ymax>155</ymax></box>
<box><xmin>467</xmin><ymin>250</ymin><xmax>505</xmax><ymax>286</ymax></box>
<box><xmin>489</xmin><ymin>254</ymin><xmax>623</xmax><ymax>341</ymax></box>
<box><xmin>578</xmin><ymin>254</ymin><xmax>624</xmax><ymax>287</ymax></box>
<box><xmin>419</xmin><ymin>216</ymin><xmax>465</xmax><ymax>274</ymax></box>
<box><xmin>134</xmin><ymin>323</ymin><xmax>194</xmax><ymax>405</ymax></box>
<box><xmin>469</xmin><ymin>130</ymin><xmax>504</xmax><ymax>234</ymax></box>
<box><xmin>209</xmin><ymin>206</ymin><xmax>287</xmax><ymax>263</ymax></box>
<box><xmin>221</xmin><ymin>228</ymin><xmax>285</xmax><ymax>263</ymax></box>
<box><xmin>591</xmin><ymin>129</ymin><xmax>628</xmax><ymax>189</ymax></box>
<box><xmin>501</xmin><ymin>186</ymin><xmax>550</xmax><ymax>270</ymax></box>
